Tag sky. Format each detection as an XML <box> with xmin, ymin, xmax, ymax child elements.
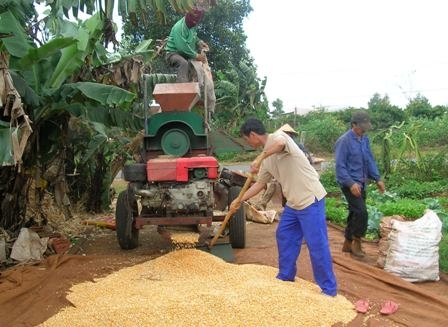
<box><xmin>243</xmin><ymin>0</ymin><xmax>448</xmax><ymax>113</ymax></box>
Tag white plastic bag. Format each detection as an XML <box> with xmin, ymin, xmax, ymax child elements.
<box><xmin>384</xmin><ymin>210</ymin><xmax>442</xmax><ymax>282</ymax></box>
<box><xmin>10</xmin><ymin>228</ymin><xmax>48</xmax><ymax>262</ymax></box>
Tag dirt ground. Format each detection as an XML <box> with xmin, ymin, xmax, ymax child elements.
<box><xmin>1</xmin><ymin>183</ymin><xmax>448</xmax><ymax>326</ymax></box>
<box><xmin>1</xmin><ymin>216</ymin><xmax>448</xmax><ymax>326</ymax></box>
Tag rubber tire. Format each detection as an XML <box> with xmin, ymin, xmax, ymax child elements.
<box><xmin>115</xmin><ymin>190</ymin><xmax>139</xmax><ymax>249</ymax></box>
<box><xmin>213</xmin><ymin>182</ymin><xmax>229</xmax><ymax>211</ymax></box>
<box><xmin>122</xmin><ymin>164</ymin><xmax>146</xmax><ymax>182</ymax></box>
<box><xmin>228</xmin><ymin>186</ymin><xmax>246</xmax><ymax>248</ymax></box>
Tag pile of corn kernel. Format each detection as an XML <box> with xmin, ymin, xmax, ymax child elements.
<box><xmin>40</xmin><ymin>249</ymin><xmax>355</xmax><ymax>327</ymax></box>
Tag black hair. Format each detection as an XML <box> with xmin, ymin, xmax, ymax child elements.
<box><xmin>240</xmin><ymin>118</ymin><xmax>266</xmax><ymax>136</ymax></box>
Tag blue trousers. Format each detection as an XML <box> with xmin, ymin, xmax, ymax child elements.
<box><xmin>276</xmin><ymin>198</ymin><xmax>338</xmax><ymax>296</ymax></box>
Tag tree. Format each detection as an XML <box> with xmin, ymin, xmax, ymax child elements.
<box><xmin>213</xmin><ymin>60</ymin><xmax>268</xmax><ymax>133</ymax></box>
<box><xmin>405</xmin><ymin>94</ymin><xmax>440</xmax><ymax>119</ymax></box>
<box><xmin>0</xmin><ymin>0</ymin><xmax>203</xmax><ymax>233</ymax></box>
<box><xmin>119</xmin><ymin>0</ymin><xmax>267</xmax><ymax>132</ymax></box>
<box><xmin>432</xmin><ymin>105</ymin><xmax>448</xmax><ymax>118</ymax></box>
<box><xmin>367</xmin><ymin>93</ymin><xmax>406</xmax><ymax>129</ymax></box>
<box><xmin>271</xmin><ymin>98</ymin><xmax>284</xmax><ymax>119</ymax></box>
<box><xmin>199</xmin><ymin>0</ymin><xmax>253</xmax><ymax>72</ymax></box>
<box><xmin>300</xmin><ymin>113</ymin><xmax>346</xmax><ymax>153</ymax></box>
<box><xmin>121</xmin><ymin>0</ymin><xmax>253</xmax><ymax>78</ymax></box>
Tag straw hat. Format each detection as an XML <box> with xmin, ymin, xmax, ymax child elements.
<box><xmin>277</xmin><ymin>123</ymin><xmax>298</xmax><ymax>135</ymax></box>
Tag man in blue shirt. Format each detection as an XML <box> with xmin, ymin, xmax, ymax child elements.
<box><xmin>335</xmin><ymin>111</ymin><xmax>386</xmax><ymax>258</ymax></box>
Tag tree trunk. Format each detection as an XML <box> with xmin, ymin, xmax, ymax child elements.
<box><xmin>0</xmin><ymin>167</ymin><xmax>29</xmax><ymax>234</ymax></box>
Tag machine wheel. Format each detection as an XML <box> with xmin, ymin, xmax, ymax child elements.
<box><xmin>116</xmin><ymin>189</ymin><xmax>140</xmax><ymax>249</ymax></box>
<box><xmin>122</xmin><ymin>163</ymin><xmax>147</xmax><ymax>182</ymax></box>
<box><xmin>228</xmin><ymin>186</ymin><xmax>246</xmax><ymax>248</ymax></box>
<box><xmin>161</xmin><ymin>128</ymin><xmax>190</xmax><ymax>157</ymax></box>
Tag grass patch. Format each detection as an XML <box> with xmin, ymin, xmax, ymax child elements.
<box><xmin>325</xmin><ymin>197</ymin><xmax>346</xmax><ymax>226</ymax></box>
<box><xmin>440</xmin><ymin>234</ymin><xmax>448</xmax><ymax>273</ymax></box>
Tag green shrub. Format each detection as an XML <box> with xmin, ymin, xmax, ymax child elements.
<box><xmin>437</xmin><ymin>197</ymin><xmax>448</xmax><ymax>210</ymax></box>
<box><xmin>422</xmin><ymin>198</ymin><xmax>448</xmax><ymax>230</ymax></box>
<box><xmin>300</xmin><ymin>116</ymin><xmax>346</xmax><ymax>153</ymax></box>
<box><xmin>440</xmin><ymin>233</ymin><xmax>448</xmax><ymax>273</ymax></box>
<box><xmin>325</xmin><ymin>197</ymin><xmax>346</xmax><ymax>226</ymax></box>
<box><xmin>366</xmin><ymin>205</ymin><xmax>383</xmax><ymax>238</ymax></box>
<box><xmin>384</xmin><ymin>148</ymin><xmax>448</xmax><ymax>184</ymax></box>
<box><xmin>389</xmin><ymin>180</ymin><xmax>448</xmax><ymax>199</ymax></box>
<box><xmin>319</xmin><ymin>168</ymin><xmax>340</xmax><ymax>195</ymax></box>
<box><xmin>412</xmin><ymin>116</ymin><xmax>448</xmax><ymax>147</ymax></box>
<box><xmin>385</xmin><ymin>116</ymin><xmax>448</xmax><ymax>148</ymax></box>
<box><xmin>376</xmin><ymin>199</ymin><xmax>427</xmax><ymax>219</ymax></box>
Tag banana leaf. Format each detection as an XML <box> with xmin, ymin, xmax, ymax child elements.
<box><xmin>0</xmin><ymin>121</ymin><xmax>14</xmax><ymax>166</ymax></box>
<box><xmin>0</xmin><ymin>11</ymin><xmax>31</xmax><ymax>58</ymax></box>
<box><xmin>64</xmin><ymin>82</ymin><xmax>136</xmax><ymax>106</ymax></box>
<box><xmin>17</xmin><ymin>37</ymin><xmax>77</xmax><ymax>68</ymax></box>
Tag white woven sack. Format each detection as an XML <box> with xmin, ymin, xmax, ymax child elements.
<box><xmin>384</xmin><ymin>210</ymin><xmax>442</xmax><ymax>282</ymax></box>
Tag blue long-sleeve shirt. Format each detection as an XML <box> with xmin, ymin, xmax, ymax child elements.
<box><xmin>335</xmin><ymin>130</ymin><xmax>381</xmax><ymax>188</ymax></box>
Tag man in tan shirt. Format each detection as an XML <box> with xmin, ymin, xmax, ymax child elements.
<box><xmin>231</xmin><ymin>118</ymin><xmax>337</xmax><ymax>296</ymax></box>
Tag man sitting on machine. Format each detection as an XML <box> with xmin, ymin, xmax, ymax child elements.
<box><xmin>165</xmin><ymin>8</ymin><xmax>216</xmax><ymax>115</ymax></box>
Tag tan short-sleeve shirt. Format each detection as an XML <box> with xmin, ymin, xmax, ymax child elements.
<box><xmin>257</xmin><ymin>131</ymin><xmax>327</xmax><ymax>210</ymax></box>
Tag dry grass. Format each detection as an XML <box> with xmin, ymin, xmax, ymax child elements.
<box><xmin>40</xmin><ymin>249</ymin><xmax>356</xmax><ymax>327</ymax></box>
<box><xmin>26</xmin><ymin>182</ymin><xmax>94</xmax><ymax>238</ymax></box>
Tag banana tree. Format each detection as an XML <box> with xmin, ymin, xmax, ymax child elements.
<box><xmin>214</xmin><ymin>60</ymin><xmax>268</xmax><ymax>133</ymax></box>
<box><xmin>41</xmin><ymin>0</ymin><xmax>212</xmax><ymax>48</ymax></box>
<box><xmin>0</xmin><ymin>0</ymin><xmax>207</xmax><ymax>234</ymax></box>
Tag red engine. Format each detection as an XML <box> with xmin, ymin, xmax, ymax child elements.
<box><xmin>146</xmin><ymin>156</ymin><xmax>218</xmax><ymax>182</ymax></box>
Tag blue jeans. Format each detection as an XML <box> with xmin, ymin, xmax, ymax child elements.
<box><xmin>276</xmin><ymin>198</ymin><xmax>338</xmax><ymax>296</ymax></box>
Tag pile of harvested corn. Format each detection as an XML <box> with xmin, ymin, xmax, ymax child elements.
<box><xmin>40</xmin><ymin>249</ymin><xmax>356</xmax><ymax>326</ymax></box>
<box><xmin>170</xmin><ymin>231</ymin><xmax>200</xmax><ymax>249</ymax></box>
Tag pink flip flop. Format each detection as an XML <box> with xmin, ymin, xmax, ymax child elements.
<box><xmin>354</xmin><ymin>299</ymin><xmax>370</xmax><ymax>313</ymax></box>
<box><xmin>380</xmin><ymin>300</ymin><xmax>399</xmax><ymax>315</ymax></box>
